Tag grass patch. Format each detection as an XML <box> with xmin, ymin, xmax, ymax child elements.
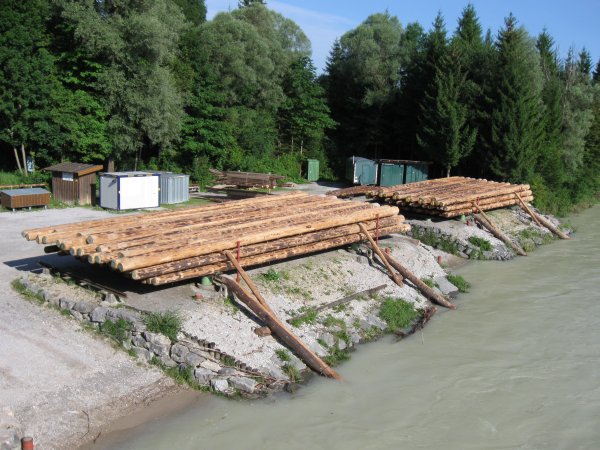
<box><xmin>282</xmin><ymin>363</ymin><xmax>302</xmax><ymax>382</ymax></box>
<box><xmin>362</xmin><ymin>326</ymin><xmax>384</xmax><ymax>342</ymax></box>
<box><xmin>101</xmin><ymin>318</ymin><xmax>132</xmax><ymax>342</ymax></box>
<box><xmin>378</xmin><ymin>298</ymin><xmax>420</xmax><ymax>333</ymax></box>
<box><xmin>11</xmin><ymin>279</ymin><xmax>44</xmax><ymax>304</ymax></box>
<box><xmin>221</xmin><ymin>355</ymin><xmax>237</xmax><ymax>366</ymax></box>
<box><xmin>260</xmin><ymin>268</ymin><xmax>289</xmax><ymax>282</ymax></box>
<box><xmin>446</xmin><ymin>274</ymin><xmax>470</xmax><ymax>293</ymax></box>
<box><xmin>144</xmin><ymin>310</ymin><xmax>182</xmax><ymax>341</ymax></box>
<box><xmin>323</xmin><ymin>347</ymin><xmax>351</xmax><ymax>366</ymax></box>
<box><xmin>150</xmin><ymin>357</ymin><xmax>208</xmax><ymax>391</ymax></box>
<box><xmin>289</xmin><ymin>306</ymin><xmax>318</xmax><ymax>327</ymax></box>
<box><xmin>413</xmin><ymin>229</ymin><xmax>459</xmax><ymax>255</ymax></box>
<box><xmin>275</xmin><ymin>349</ymin><xmax>291</xmax><ymax>362</ymax></box>
<box><xmin>468</xmin><ymin>236</ymin><xmax>492</xmax><ymax>251</ymax></box>
<box><xmin>421</xmin><ymin>278</ymin><xmax>438</xmax><ymax>288</ymax></box>
<box><xmin>322</xmin><ymin>315</ymin><xmax>345</xmax><ymax>329</ymax></box>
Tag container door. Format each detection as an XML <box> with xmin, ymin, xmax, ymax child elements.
<box><xmin>359</xmin><ymin>162</ymin><xmax>376</xmax><ymax>185</ymax></box>
<box><xmin>307</xmin><ymin>159</ymin><xmax>319</xmax><ymax>181</ymax></box>
<box><xmin>380</xmin><ymin>163</ymin><xmax>403</xmax><ymax>186</ymax></box>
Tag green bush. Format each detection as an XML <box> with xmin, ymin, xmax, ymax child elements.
<box><xmin>468</xmin><ymin>236</ymin><xmax>492</xmax><ymax>251</ymax></box>
<box><xmin>144</xmin><ymin>310</ymin><xmax>183</xmax><ymax>341</ymax></box>
<box><xmin>0</xmin><ymin>170</ymin><xmax>50</xmax><ymax>186</ymax></box>
<box><xmin>446</xmin><ymin>274</ymin><xmax>470</xmax><ymax>293</ymax></box>
<box><xmin>378</xmin><ymin>298</ymin><xmax>420</xmax><ymax>333</ymax></box>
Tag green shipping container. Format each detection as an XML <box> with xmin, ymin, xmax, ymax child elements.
<box><xmin>306</xmin><ymin>159</ymin><xmax>319</xmax><ymax>181</ymax></box>
<box><xmin>346</xmin><ymin>157</ymin><xmax>378</xmax><ymax>185</ymax></box>
<box><xmin>379</xmin><ymin>163</ymin><xmax>404</xmax><ymax>187</ymax></box>
<box><xmin>404</xmin><ymin>163</ymin><xmax>429</xmax><ymax>184</ymax></box>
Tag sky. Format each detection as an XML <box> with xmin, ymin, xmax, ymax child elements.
<box><xmin>205</xmin><ymin>0</ymin><xmax>600</xmax><ymax>74</ymax></box>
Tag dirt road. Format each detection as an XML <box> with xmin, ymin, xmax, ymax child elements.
<box><xmin>0</xmin><ymin>208</ymin><xmax>177</xmax><ymax>449</ymax></box>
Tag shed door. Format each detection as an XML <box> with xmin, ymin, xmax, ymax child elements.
<box><xmin>358</xmin><ymin>162</ymin><xmax>376</xmax><ymax>185</ymax></box>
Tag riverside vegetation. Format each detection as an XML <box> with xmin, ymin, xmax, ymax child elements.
<box><xmin>1</xmin><ymin>2</ymin><xmax>600</xmax><ymax>214</ymax></box>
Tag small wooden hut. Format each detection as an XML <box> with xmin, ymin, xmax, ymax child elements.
<box><xmin>44</xmin><ymin>162</ymin><xmax>103</xmax><ymax>205</ymax></box>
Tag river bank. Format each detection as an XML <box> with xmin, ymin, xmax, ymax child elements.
<box><xmin>0</xmin><ymin>197</ymin><xmax>569</xmax><ymax>449</ymax></box>
<box><xmin>88</xmin><ymin>204</ymin><xmax>600</xmax><ymax>450</ymax></box>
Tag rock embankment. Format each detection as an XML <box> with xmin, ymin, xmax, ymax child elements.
<box><xmin>407</xmin><ymin>207</ymin><xmax>566</xmax><ymax>260</ymax></box>
<box><xmin>15</xmin><ymin>231</ymin><xmax>459</xmax><ymax>399</ymax></box>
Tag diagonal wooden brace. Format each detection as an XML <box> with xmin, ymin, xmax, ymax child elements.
<box><xmin>358</xmin><ymin>222</ymin><xmax>404</xmax><ymax>287</ymax></box>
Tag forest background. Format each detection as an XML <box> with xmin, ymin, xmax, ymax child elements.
<box><xmin>1</xmin><ymin>0</ymin><xmax>599</xmax><ymax>214</ymax></box>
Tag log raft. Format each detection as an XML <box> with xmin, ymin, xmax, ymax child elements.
<box><xmin>22</xmin><ymin>192</ymin><xmax>409</xmax><ymax>286</ymax></box>
<box><xmin>366</xmin><ymin>176</ymin><xmax>534</xmax><ymax>218</ymax></box>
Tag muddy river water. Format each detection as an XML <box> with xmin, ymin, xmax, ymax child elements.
<box><xmin>94</xmin><ymin>205</ymin><xmax>600</xmax><ymax>450</ymax></box>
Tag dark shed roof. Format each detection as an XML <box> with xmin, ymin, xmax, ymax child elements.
<box><xmin>44</xmin><ymin>162</ymin><xmax>104</xmax><ymax>176</ymax></box>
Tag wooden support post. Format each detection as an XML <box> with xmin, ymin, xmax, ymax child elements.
<box><xmin>472</xmin><ymin>202</ymin><xmax>528</xmax><ymax>256</ymax></box>
<box><xmin>383</xmin><ymin>250</ymin><xmax>457</xmax><ymax>310</ymax></box>
<box><xmin>357</xmin><ymin>223</ymin><xmax>404</xmax><ymax>287</ymax></box>
<box><xmin>514</xmin><ymin>194</ymin><xmax>570</xmax><ymax>240</ymax></box>
<box><xmin>236</xmin><ymin>240</ymin><xmax>241</xmax><ymax>282</ymax></box>
<box><xmin>215</xmin><ymin>275</ymin><xmax>342</xmax><ymax>380</ymax></box>
<box><xmin>514</xmin><ymin>192</ymin><xmax>542</xmax><ymax>227</ymax></box>
<box><xmin>223</xmin><ymin>250</ymin><xmax>274</xmax><ymax>314</ymax></box>
<box><xmin>287</xmin><ymin>284</ymin><xmax>388</xmax><ymax>324</ymax></box>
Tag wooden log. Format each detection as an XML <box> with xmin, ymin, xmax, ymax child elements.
<box><xmin>86</xmin><ymin>196</ymin><xmax>346</xmax><ymax>249</ymax></box>
<box><xmin>439</xmin><ymin>195</ymin><xmax>534</xmax><ymax>217</ymax></box>
<box><xmin>85</xmin><ymin>194</ymin><xmax>331</xmax><ymax>245</ymax></box>
<box><xmin>23</xmin><ymin>191</ymin><xmax>308</xmax><ymax>241</ymax></box>
<box><xmin>515</xmin><ymin>194</ymin><xmax>570</xmax><ymax>240</ymax></box>
<box><xmin>286</xmin><ymin>284</ymin><xmax>387</xmax><ymax>324</ymax></box>
<box><xmin>514</xmin><ymin>192</ymin><xmax>541</xmax><ymax>227</ymax></box>
<box><xmin>214</xmin><ymin>275</ymin><xmax>342</xmax><ymax>380</ymax></box>
<box><xmin>146</xmin><ymin>224</ymin><xmax>407</xmax><ymax>285</ymax></box>
<box><xmin>130</xmin><ymin>218</ymin><xmax>405</xmax><ymax>280</ymax></box>
<box><xmin>110</xmin><ymin>201</ymin><xmax>377</xmax><ymax>258</ymax></box>
<box><xmin>82</xmin><ymin>202</ymin><xmax>376</xmax><ymax>262</ymax></box>
<box><xmin>357</xmin><ymin>223</ymin><xmax>404</xmax><ymax>287</ymax></box>
<box><xmin>115</xmin><ymin>205</ymin><xmax>400</xmax><ymax>272</ymax></box>
<box><xmin>382</xmin><ymin>251</ymin><xmax>457</xmax><ymax>310</ymax></box>
<box><xmin>223</xmin><ymin>250</ymin><xmax>274</xmax><ymax>313</ymax></box>
<box><xmin>441</xmin><ymin>190</ymin><xmax>533</xmax><ymax>212</ymax></box>
<box><xmin>436</xmin><ymin>184</ymin><xmax>530</xmax><ymax>207</ymax></box>
<box><xmin>389</xmin><ymin>177</ymin><xmax>476</xmax><ymax>201</ymax></box>
<box><xmin>326</xmin><ymin>185</ymin><xmax>377</xmax><ymax>198</ymax></box>
<box><xmin>473</xmin><ymin>211</ymin><xmax>527</xmax><ymax>256</ymax></box>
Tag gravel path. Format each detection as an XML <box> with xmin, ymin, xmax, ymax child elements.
<box><xmin>0</xmin><ymin>208</ymin><xmax>177</xmax><ymax>450</ymax></box>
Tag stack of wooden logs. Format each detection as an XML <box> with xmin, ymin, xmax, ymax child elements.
<box><xmin>366</xmin><ymin>177</ymin><xmax>533</xmax><ymax>217</ymax></box>
<box><xmin>23</xmin><ymin>192</ymin><xmax>409</xmax><ymax>286</ymax></box>
<box><xmin>209</xmin><ymin>169</ymin><xmax>285</xmax><ymax>189</ymax></box>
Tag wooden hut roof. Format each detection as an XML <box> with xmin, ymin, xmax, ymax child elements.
<box><xmin>44</xmin><ymin>162</ymin><xmax>103</xmax><ymax>176</ymax></box>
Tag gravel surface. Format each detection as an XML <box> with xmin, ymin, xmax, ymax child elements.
<box><xmin>180</xmin><ymin>233</ymin><xmax>447</xmax><ymax>376</ymax></box>
<box><xmin>0</xmin><ymin>208</ymin><xmax>177</xmax><ymax>450</ymax></box>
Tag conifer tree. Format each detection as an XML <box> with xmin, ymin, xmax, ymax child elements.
<box><xmin>417</xmin><ymin>13</ymin><xmax>475</xmax><ymax>176</ymax></box>
<box><xmin>487</xmin><ymin>14</ymin><xmax>544</xmax><ymax>183</ymax></box>
<box><xmin>535</xmin><ymin>30</ymin><xmax>564</xmax><ymax>192</ymax></box>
